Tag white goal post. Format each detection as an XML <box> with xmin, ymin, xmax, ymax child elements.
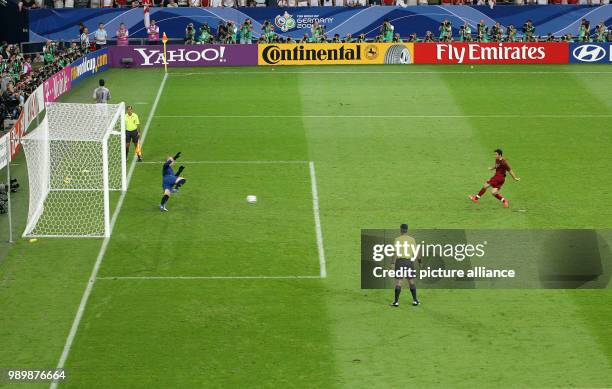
<box><xmin>21</xmin><ymin>102</ymin><xmax>127</xmax><ymax>238</ymax></box>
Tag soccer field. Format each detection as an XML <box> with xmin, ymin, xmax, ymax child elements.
<box><xmin>1</xmin><ymin>64</ymin><xmax>612</xmax><ymax>388</ymax></box>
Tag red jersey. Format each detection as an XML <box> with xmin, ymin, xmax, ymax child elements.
<box><xmin>494</xmin><ymin>158</ymin><xmax>511</xmax><ymax>177</ymax></box>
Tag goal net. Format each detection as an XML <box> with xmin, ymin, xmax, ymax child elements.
<box><xmin>22</xmin><ymin>103</ymin><xmax>126</xmax><ymax>238</ymax></box>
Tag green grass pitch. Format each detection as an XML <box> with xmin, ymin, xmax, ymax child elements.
<box><xmin>1</xmin><ymin>64</ymin><xmax>611</xmax><ymax>388</ymax></box>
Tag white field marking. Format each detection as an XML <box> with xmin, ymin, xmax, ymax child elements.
<box><xmin>309</xmin><ymin>161</ymin><xmax>327</xmax><ymax>279</ymax></box>
<box><xmin>154</xmin><ymin>114</ymin><xmax>612</xmax><ymax>119</ymax></box>
<box><xmin>50</xmin><ymin>73</ymin><xmax>169</xmax><ymax>389</ymax></box>
<box><xmin>169</xmin><ymin>70</ymin><xmax>612</xmax><ymax>76</ymax></box>
<box><xmin>96</xmin><ymin>275</ymin><xmax>321</xmax><ymax>280</ymax></box>
<box><xmin>138</xmin><ymin>160</ymin><xmax>309</xmax><ymax>164</ymax></box>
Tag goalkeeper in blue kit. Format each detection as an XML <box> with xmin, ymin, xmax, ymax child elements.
<box><xmin>160</xmin><ymin>152</ymin><xmax>187</xmax><ymax>212</ymax></box>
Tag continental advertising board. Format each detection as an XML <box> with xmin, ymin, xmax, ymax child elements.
<box><xmin>257</xmin><ymin>43</ymin><xmax>414</xmax><ymax>66</ymax></box>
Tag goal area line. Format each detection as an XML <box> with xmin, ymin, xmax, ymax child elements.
<box><xmin>96</xmin><ymin>275</ymin><xmax>322</xmax><ymax>280</ymax></box>
<box><xmin>138</xmin><ymin>160</ymin><xmax>309</xmax><ymax>164</ymax></box>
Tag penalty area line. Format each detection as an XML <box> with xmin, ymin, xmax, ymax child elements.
<box><xmin>155</xmin><ymin>114</ymin><xmax>612</xmax><ymax>119</ymax></box>
<box><xmin>309</xmin><ymin>161</ymin><xmax>327</xmax><ymax>278</ymax></box>
<box><xmin>50</xmin><ymin>73</ymin><xmax>168</xmax><ymax>389</ymax></box>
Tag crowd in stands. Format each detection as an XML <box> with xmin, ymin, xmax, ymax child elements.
<box><xmin>16</xmin><ymin>0</ymin><xmax>612</xmax><ymax>9</ymax></box>
<box><xmin>174</xmin><ymin>17</ymin><xmax>610</xmax><ymax>43</ymax></box>
<box><xmin>69</xmin><ymin>14</ymin><xmax>612</xmax><ymax>45</ymax></box>
<box><xmin>0</xmin><ymin>41</ymin><xmax>87</xmax><ymax>130</ymax></box>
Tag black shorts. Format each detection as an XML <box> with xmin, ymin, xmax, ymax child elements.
<box><xmin>395</xmin><ymin>258</ymin><xmax>415</xmax><ymax>279</ymax></box>
<box><xmin>126</xmin><ymin>130</ymin><xmax>139</xmax><ymax>144</ymax></box>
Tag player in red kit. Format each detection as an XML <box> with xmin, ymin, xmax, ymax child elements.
<box><xmin>469</xmin><ymin>149</ymin><xmax>520</xmax><ymax>208</ymax></box>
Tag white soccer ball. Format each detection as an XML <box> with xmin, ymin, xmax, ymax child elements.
<box><xmin>246</xmin><ymin>195</ymin><xmax>257</xmax><ymax>203</ymax></box>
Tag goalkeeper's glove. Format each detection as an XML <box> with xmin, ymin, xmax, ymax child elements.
<box><xmin>175</xmin><ymin>166</ymin><xmax>185</xmax><ymax>176</ymax></box>
<box><xmin>173</xmin><ymin>152</ymin><xmax>182</xmax><ymax>160</ymax></box>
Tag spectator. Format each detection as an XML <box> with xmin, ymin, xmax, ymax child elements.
<box><xmin>147</xmin><ymin>19</ymin><xmax>160</xmax><ymax>44</ymax></box>
<box><xmin>22</xmin><ymin>56</ymin><xmax>32</xmax><ymax>76</ymax></box>
<box><xmin>116</xmin><ymin>22</ymin><xmax>129</xmax><ymax>46</ymax></box>
<box><xmin>0</xmin><ymin>41</ymin><xmax>87</xmax><ymax>130</ymax></box>
<box><xmin>80</xmin><ymin>27</ymin><xmax>90</xmax><ymax>49</ymax></box>
<box><xmin>78</xmin><ymin>21</ymin><xmax>86</xmax><ymax>36</ymax></box>
<box><xmin>42</xmin><ymin>40</ymin><xmax>56</xmax><ymax>64</ymax></box>
<box><xmin>167</xmin><ymin>0</ymin><xmax>178</xmax><ymax>6</ymax></box>
<box><xmin>94</xmin><ymin>23</ymin><xmax>108</xmax><ymax>50</ymax></box>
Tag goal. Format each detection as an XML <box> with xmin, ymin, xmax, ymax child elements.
<box><xmin>22</xmin><ymin>103</ymin><xmax>127</xmax><ymax>238</ymax></box>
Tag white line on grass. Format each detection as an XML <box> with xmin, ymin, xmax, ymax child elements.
<box><xmin>96</xmin><ymin>275</ymin><xmax>321</xmax><ymax>280</ymax></box>
<box><xmin>50</xmin><ymin>73</ymin><xmax>169</xmax><ymax>389</ymax></box>
<box><xmin>155</xmin><ymin>114</ymin><xmax>612</xmax><ymax>119</ymax></box>
<box><xmin>169</xmin><ymin>71</ymin><xmax>612</xmax><ymax>76</ymax></box>
<box><xmin>138</xmin><ymin>160</ymin><xmax>309</xmax><ymax>164</ymax></box>
<box><xmin>309</xmin><ymin>161</ymin><xmax>327</xmax><ymax>279</ymax></box>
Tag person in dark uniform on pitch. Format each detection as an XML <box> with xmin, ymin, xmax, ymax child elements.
<box><xmin>391</xmin><ymin>224</ymin><xmax>420</xmax><ymax>307</ymax></box>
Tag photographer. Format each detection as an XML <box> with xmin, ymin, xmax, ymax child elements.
<box><xmin>578</xmin><ymin>18</ymin><xmax>590</xmax><ymax>42</ymax></box>
<box><xmin>438</xmin><ymin>19</ymin><xmax>452</xmax><ymax>42</ymax></box>
<box><xmin>239</xmin><ymin>19</ymin><xmax>253</xmax><ymax>44</ymax></box>
<box><xmin>595</xmin><ymin>22</ymin><xmax>606</xmax><ymax>43</ymax></box>
<box><xmin>490</xmin><ymin>22</ymin><xmax>503</xmax><ymax>42</ymax></box>
<box><xmin>522</xmin><ymin>19</ymin><xmax>535</xmax><ymax>42</ymax></box>
<box><xmin>185</xmin><ymin>23</ymin><xmax>196</xmax><ymax>44</ymax></box>
<box><xmin>477</xmin><ymin>20</ymin><xmax>488</xmax><ymax>42</ymax></box>
<box><xmin>197</xmin><ymin>24</ymin><xmax>212</xmax><ymax>44</ymax></box>
<box><xmin>381</xmin><ymin>19</ymin><xmax>394</xmax><ymax>42</ymax></box>
<box><xmin>506</xmin><ymin>24</ymin><xmax>517</xmax><ymax>42</ymax></box>
<box><xmin>459</xmin><ymin>22</ymin><xmax>472</xmax><ymax>42</ymax></box>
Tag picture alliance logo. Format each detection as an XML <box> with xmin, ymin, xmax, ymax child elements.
<box><xmin>572</xmin><ymin>44</ymin><xmax>607</xmax><ymax>62</ymax></box>
<box><xmin>134</xmin><ymin>47</ymin><xmax>227</xmax><ymax>66</ymax></box>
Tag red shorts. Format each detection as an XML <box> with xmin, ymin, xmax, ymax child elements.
<box><xmin>487</xmin><ymin>175</ymin><xmax>505</xmax><ymax>189</ymax></box>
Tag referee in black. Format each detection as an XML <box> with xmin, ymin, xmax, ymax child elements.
<box><xmin>391</xmin><ymin>223</ymin><xmax>420</xmax><ymax>307</ymax></box>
